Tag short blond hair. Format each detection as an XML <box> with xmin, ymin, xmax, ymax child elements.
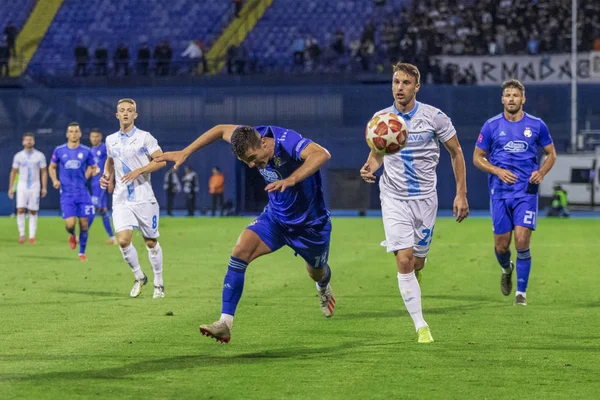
<box><xmin>393</xmin><ymin>62</ymin><xmax>421</xmax><ymax>85</ymax></box>
<box><xmin>117</xmin><ymin>98</ymin><xmax>137</xmax><ymax>110</ymax></box>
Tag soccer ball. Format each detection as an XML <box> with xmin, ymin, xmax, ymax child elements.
<box><xmin>365</xmin><ymin>113</ymin><xmax>409</xmax><ymax>155</ymax></box>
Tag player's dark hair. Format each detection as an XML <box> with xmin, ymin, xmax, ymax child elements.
<box><xmin>501</xmin><ymin>79</ymin><xmax>525</xmax><ymax>95</ymax></box>
<box><xmin>90</xmin><ymin>128</ymin><xmax>102</xmax><ymax>135</ymax></box>
<box><xmin>22</xmin><ymin>132</ymin><xmax>34</xmax><ymax>139</ymax></box>
<box><xmin>231</xmin><ymin>125</ymin><xmax>262</xmax><ymax>159</ymax></box>
<box><xmin>68</xmin><ymin>121</ymin><xmax>80</xmax><ymax>128</ymax></box>
<box><xmin>393</xmin><ymin>62</ymin><xmax>420</xmax><ymax>84</ymax></box>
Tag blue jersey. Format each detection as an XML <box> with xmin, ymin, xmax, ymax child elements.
<box><xmin>253</xmin><ymin>125</ymin><xmax>329</xmax><ymax>227</ymax></box>
<box><xmin>477</xmin><ymin>113</ymin><xmax>553</xmax><ymax>199</ymax></box>
<box><xmin>90</xmin><ymin>143</ymin><xmax>107</xmax><ymax>188</ymax></box>
<box><xmin>51</xmin><ymin>144</ymin><xmax>96</xmax><ymax>197</ymax></box>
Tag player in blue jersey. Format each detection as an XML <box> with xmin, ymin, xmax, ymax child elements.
<box><xmin>156</xmin><ymin>124</ymin><xmax>334</xmax><ymax>343</ymax></box>
<box><xmin>473</xmin><ymin>79</ymin><xmax>556</xmax><ymax>306</ymax></box>
<box><xmin>49</xmin><ymin>122</ymin><xmax>99</xmax><ymax>261</ymax></box>
<box><xmin>88</xmin><ymin>128</ymin><xmax>117</xmax><ymax>244</ymax></box>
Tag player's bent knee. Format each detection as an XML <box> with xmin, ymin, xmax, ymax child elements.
<box><xmin>394</xmin><ymin>249</ymin><xmax>415</xmax><ymax>273</ymax></box>
<box><xmin>29</xmin><ymin>211</ymin><xmax>37</xmax><ymax>216</ymax></box>
<box><xmin>144</xmin><ymin>238</ymin><xmax>157</xmax><ymax>248</ymax></box>
<box><xmin>231</xmin><ymin>244</ymin><xmax>253</xmax><ymax>263</ymax></box>
<box><xmin>118</xmin><ymin>237</ymin><xmax>132</xmax><ymax>248</ymax></box>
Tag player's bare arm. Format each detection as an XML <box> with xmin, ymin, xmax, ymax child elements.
<box><xmin>359</xmin><ymin>150</ymin><xmax>384</xmax><ymax>184</ymax></box>
<box><xmin>48</xmin><ymin>162</ymin><xmax>60</xmax><ymax>189</ymax></box>
<box><xmin>443</xmin><ymin>136</ymin><xmax>469</xmax><ymax>222</ymax></box>
<box><xmin>265</xmin><ymin>142</ymin><xmax>331</xmax><ymax>193</ymax></box>
<box><xmin>121</xmin><ymin>150</ymin><xmax>167</xmax><ymax>184</ymax></box>
<box><xmin>40</xmin><ymin>167</ymin><xmax>48</xmax><ymax>198</ymax></box>
<box><xmin>8</xmin><ymin>167</ymin><xmax>17</xmax><ymax>199</ymax></box>
<box><xmin>529</xmin><ymin>143</ymin><xmax>556</xmax><ymax>184</ymax></box>
<box><xmin>155</xmin><ymin>124</ymin><xmax>238</xmax><ymax>169</ymax></box>
<box><xmin>473</xmin><ymin>147</ymin><xmax>518</xmax><ymax>185</ymax></box>
<box><xmin>100</xmin><ymin>157</ymin><xmax>114</xmax><ymax>189</ymax></box>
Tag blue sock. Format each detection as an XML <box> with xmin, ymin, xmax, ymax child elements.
<box><xmin>495</xmin><ymin>249</ymin><xmax>512</xmax><ymax>271</ymax></box>
<box><xmin>66</xmin><ymin>226</ymin><xmax>75</xmax><ymax>236</ymax></box>
<box><xmin>317</xmin><ymin>264</ymin><xmax>331</xmax><ymax>288</ymax></box>
<box><xmin>88</xmin><ymin>212</ymin><xmax>96</xmax><ymax>229</ymax></box>
<box><xmin>102</xmin><ymin>213</ymin><xmax>114</xmax><ymax>237</ymax></box>
<box><xmin>221</xmin><ymin>256</ymin><xmax>248</xmax><ymax>316</ymax></box>
<box><xmin>516</xmin><ymin>249</ymin><xmax>532</xmax><ymax>293</ymax></box>
<box><xmin>79</xmin><ymin>229</ymin><xmax>89</xmax><ymax>254</ymax></box>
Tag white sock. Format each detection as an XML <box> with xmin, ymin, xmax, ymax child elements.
<box><xmin>29</xmin><ymin>214</ymin><xmax>38</xmax><ymax>239</ymax></box>
<box><xmin>516</xmin><ymin>291</ymin><xmax>526</xmax><ymax>298</ymax></box>
<box><xmin>120</xmin><ymin>244</ymin><xmax>144</xmax><ymax>280</ymax></box>
<box><xmin>397</xmin><ymin>271</ymin><xmax>428</xmax><ymax>331</ymax></box>
<box><xmin>17</xmin><ymin>214</ymin><xmax>25</xmax><ymax>237</ymax></box>
<box><xmin>220</xmin><ymin>313</ymin><xmax>233</xmax><ymax>329</ymax></box>
<box><xmin>147</xmin><ymin>242</ymin><xmax>163</xmax><ymax>287</ymax></box>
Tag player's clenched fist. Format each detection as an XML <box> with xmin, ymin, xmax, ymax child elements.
<box><xmin>100</xmin><ymin>173</ymin><xmax>112</xmax><ymax>189</ymax></box>
<box><xmin>52</xmin><ymin>180</ymin><xmax>61</xmax><ymax>189</ymax></box>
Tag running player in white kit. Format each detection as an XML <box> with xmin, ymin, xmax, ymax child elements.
<box><xmin>100</xmin><ymin>98</ymin><xmax>167</xmax><ymax>298</ymax></box>
<box><xmin>9</xmin><ymin>133</ymin><xmax>48</xmax><ymax>243</ymax></box>
<box><xmin>360</xmin><ymin>62</ymin><xmax>469</xmax><ymax>343</ymax></box>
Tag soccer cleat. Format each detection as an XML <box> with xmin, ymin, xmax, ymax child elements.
<box><xmin>417</xmin><ymin>326</ymin><xmax>434</xmax><ymax>343</ymax></box>
<box><xmin>515</xmin><ymin>294</ymin><xmax>527</xmax><ymax>306</ymax></box>
<box><xmin>69</xmin><ymin>235</ymin><xmax>76</xmax><ymax>249</ymax></box>
<box><xmin>19</xmin><ymin>236</ymin><xmax>25</xmax><ymax>244</ymax></box>
<box><xmin>29</xmin><ymin>238</ymin><xmax>36</xmax><ymax>244</ymax></box>
<box><xmin>500</xmin><ymin>261</ymin><xmax>514</xmax><ymax>296</ymax></box>
<box><xmin>415</xmin><ymin>269</ymin><xmax>422</xmax><ymax>284</ymax></box>
<box><xmin>199</xmin><ymin>320</ymin><xmax>231</xmax><ymax>343</ymax></box>
<box><xmin>79</xmin><ymin>254</ymin><xmax>88</xmax><ymax>262</ymax></box>
<box><xmin>317</xmin><ymin>283</ymin><xmax>336</xmax><ymax>318</ymax></box>
<box><xmin>153</xmin><ymin>285</ymin><xmax>165</xmax><ymax>299</ymax></box>
<box><xmin>130</xmin><ymin>275</ymin><xmax>148</xmax><ymax>298</ymax></box>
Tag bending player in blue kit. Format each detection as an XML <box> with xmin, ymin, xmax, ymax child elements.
<box><xmin>88</xmin><ymin>128</ymin><xmax>117</xmax><ymax>244</ymax></box>
<box><xmin>49</xmin><ymin>122</ymin><xmax>99</xmax><ymax>261</ymax></box>
<box><xmin>156</xmin><ymin>124</ymin><xmax>334</xmax><ymax>343</ymax></box>
<box><xmin>473</xmin><ymin>79</ymin><xmax>556</xmax><ymax>305</ymax></box>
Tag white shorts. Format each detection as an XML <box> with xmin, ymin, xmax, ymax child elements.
<box><xmin>16</xmin><ymin>188</ymin><xmax>40</xmax><ymax>211</ymax></box>
<box><xmin>112</xmin><ymin>201</ymin><xmax>160</xmax><ymax>239</ymax></box>
<box><xmin>380</xmin><ymin>193</ymin><xmax>438</xmax><ymax>258</ymax></box>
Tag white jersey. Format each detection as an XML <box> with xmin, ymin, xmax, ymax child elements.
<box><xmin>106</xmin><ymin>127</ymin><xmax>162</xmax><ymax>206</ymax></box>
<box><xmin>12</xmin><ymin>149</ymin><xmax>47</xmax><ymax>191</ymax></box>
<box><xmin>374</xmin><ymin>101</ymin><xmax>456</xmax><ymax>200</ymax></box>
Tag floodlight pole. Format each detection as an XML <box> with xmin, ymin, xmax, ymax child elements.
<box><xmin>571</xmin><ymin>0</ymin><xmax>578</xmax><ymax>152</ymax></box>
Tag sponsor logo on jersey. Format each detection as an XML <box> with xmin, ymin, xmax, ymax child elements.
<box><xmin>65</xmin><ymin>160</ymin><xmax>82</xmax><ymax>169</ymax></box>
<box><xmin>524</xmin><ymin>127</ymin><xmax>532</xmax><ymax>137</ymax></box>
<box><xmin>503</xmin><ymin>140</ymin><xmax>529</xmax><ymax>153</ymax></box>
<box><xmin>259</xmin><ymin>168</ymin><xmax>283</xmax><ymax>183</ymax></box>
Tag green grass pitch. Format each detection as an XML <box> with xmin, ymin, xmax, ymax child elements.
<box><xmin>0</xmin><ymin>216</ymin><xmax>598</xmax><ymax>399</ymax></box>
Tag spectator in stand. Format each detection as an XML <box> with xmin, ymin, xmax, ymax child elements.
<box><xmin>3</xmin><ymin>22</ymin><xmax>17</xmax><ymax>57</ymax></box>
<box><xmin>154</xmin><ymin>41</ymin><xmax>172</xmax><ymax>76</ymax></box>
<box><xmin>163</xmin><ymin>167</ymin><xmax>181</xmax><ymax>217</ymax></box>
<box><xmin>94</xmin><ymin>43</ymin><xmax>108</xmax><ymax>76</ymax></box>
<box><xmin>114</xmin><ymin>43</ymin><xmax>130</xmax><ymax>76</ymax></box>
<box><xmin>0</xmin><ymin>39</ymin><xmax>9</xmax><ymax>77</ymax></box>
<box><xmin>233</xmin><ymin>0</ymin><xmax>243</xmax><ymax>18</ymax></box>
<box><xmin>182</xmin><ymin>165</ymin><xmax>199</xmax><ymax>216</ymax></box>
<box><xmin>137</xmin><ymin>42</ymin><xmax>151</xmax><ymax>76</ymax></box>
<box><xmin>74</xmin><ymin>40</ymin><xmax>89</xmax><ymax>77</ymax></box>
<box><xmin>181</xmin><ymin>40</ymin><xmax>203</xmax><ymax>75</ymax></box>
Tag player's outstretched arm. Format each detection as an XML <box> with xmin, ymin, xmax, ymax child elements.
<box><xmin>40</xmin><ymin>167</ymin><xmax>48</xmax><ymax>198</ymax></box>
<box><xmin>8</xmin><ymin>167</ymin><xmax>17</xmax><ymax>199</ymax></box>
<box><xmin>473</xmin><ymin>147</ymin><xmax>517</xmax><ymax>185</ymax></box>
<box><xmin>121</xmin><ymin>150</ymin><xmax>166</xmax><ymax>184</ymax></box>
<box><xmin>359</xmin><ymin>150</ymin><xmax>384</xmax><ymax>184</ymax></box>
<box><xmin>48</xmin><ymin>162</ymin><xmax>60</xmax><ymax>189</ymax></box>
<box><xmin>154</xmin><ymin>124</ymin><xmax>238</xmax><ymax>169</ymax></box>
<box><xmin>265</xmin><ymin>142</ymin><xmax>331</xmax><ymax>193</ymax></box>
<box><xmin>443</xmin><ymin>136</ymin><xmax>469</xmax><ymax>222</ymax></box>
<box><xmin>530</xmin><ymin>143</ymin><xmax>556</xmax><ymax>184</ymax></box>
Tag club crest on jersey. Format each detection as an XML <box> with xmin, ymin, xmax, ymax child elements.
<box><xmin>523</xmin><ymin>128</ymin><xmax>532</xmax><ymax>138</ymax></box>
<box><xmin>273</xmin><ymin>156</ymin><xmax>283</xmax><ymax>167</ymax></box>
<box><xmin>77</xmin><ymin>152</ymin><xmax>83</xmax><ymax>159</ymax></box>
<box><xmin>97</xmin><ymin>150</ymin><xmax>101</xmax><ymax>156</ymax></box>
<box><xmin>259</xmin><ymin>168</ymin><xmax>282</xmax><ymax>183</ymax></box>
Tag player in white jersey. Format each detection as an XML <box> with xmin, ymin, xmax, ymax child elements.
<box><xmin>9</xmin><ymin>133</ymin><xmax>48</xmax><ymax>243</ymax></box>
<box><xmin>100</xmin><ymin>98</ymin><xmax>167</xmax><ymax>298</ymax></box>
<box><xmin>360</xmin><ymin>62</ymin><xmax>469</xmax><ymax>343</ymax></box>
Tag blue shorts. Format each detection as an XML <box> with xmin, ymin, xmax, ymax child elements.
<box><xmin>61</xmin><ymin>195</ymin><xmax>95</xmax><ymax>219</ymax></box>
<box><xmin>91</xmin><ymin>184</ymin><xmax>108</xmax><ymax>209</ymax></box>
<box><xmin>247</xmin><ymin>212</ymin><xmax>331</xmax><ymax>268</ymax></box>
<box><xmin>490</xmin><ymin>195</ymin><xmax>538</xmax><ymax>235</ymax></box>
